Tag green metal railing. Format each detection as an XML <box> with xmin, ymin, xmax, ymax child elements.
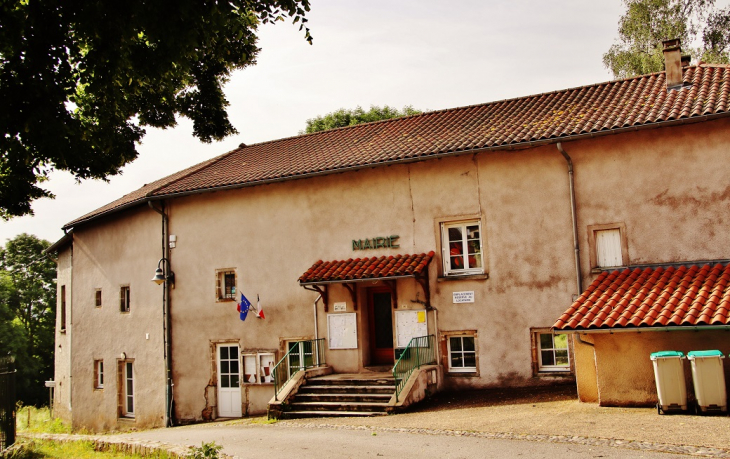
<box><xmin>272</xmin><ymin>338</ymin><xmax>326</xmax><ymax>400</ymax></box>
<box><xmin>393</xmin><ymin>335</ymin><xmax>436</xmax><ymax>402</ymax></box>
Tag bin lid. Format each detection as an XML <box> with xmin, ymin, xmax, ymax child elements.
<box><xmin>650</xmin><ymin>350</ymin><xmax>685</xmax><ymax>360</ymax></box>
<box><xmin>687</xmin><ymin>350</ymin><xmax>724</xmax><ymax>359</ymax></box>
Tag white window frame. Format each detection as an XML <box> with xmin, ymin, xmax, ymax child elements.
<box><xmin>216</xmin><ymin>269</ymin><xmax>237</xmax><ymax>301</ymax></box>
<box><xmin>536</xmin><ymin>332</ymin><xmax>570</xmax><ymax>372</ymax></box>
<box><xmin>242</xmin><ymin>351</ymin><xmax>276</xmax><ymax>384</ymax></box>
<box><xmin>447</xmin><ymin>334</ymin><xmax>477</xmax><ymax>373</ymax></box>
<box><xmin>441</xmin><ymin>220</ymin><xmax>484</xmax><ymax>276</ymax></box>
<box><xmin>94</xmin><ymin>360</ymin><xmax>104</xmax><ymax>389</ymax></box>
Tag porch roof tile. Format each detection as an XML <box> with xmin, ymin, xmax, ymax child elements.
<box><xmin>299</xmin><ymin>251</ymin><xmax>435</xmax><ymax>284</ymax></box>
<box><xmin>554</xmin><ymin>263</ymin><xmax>730</xmax><ymax>331</ymax></box>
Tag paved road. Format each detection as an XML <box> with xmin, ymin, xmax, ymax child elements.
<box><xmin>111</xmin><ymin>422</ymin><xmax>707</xmax><ymax>458</ymax></box>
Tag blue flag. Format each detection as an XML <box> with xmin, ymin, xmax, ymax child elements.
<box><xmin>237</xmin><ymin>293</ymin><xmax>251</xmax><ymax>321</ymax></box>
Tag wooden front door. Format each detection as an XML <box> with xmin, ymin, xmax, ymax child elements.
<box><xmin>368</xmin><ymin>288</ymin><xmax>394</xmax><ymax>365</ymax></box>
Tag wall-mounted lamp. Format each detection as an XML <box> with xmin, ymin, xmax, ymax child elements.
<box><xmin>151</xmin><ymin>258</ymin><xmax>175</xmax><ymax>286</ymax></box>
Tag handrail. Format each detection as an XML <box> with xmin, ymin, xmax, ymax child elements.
<box><xmin>393</xmin><ymin>335</ymin><xmax>436</xmax><ymax>402</ymax></box>
<box><xmin>272</xmin><ymin>338</ymin><xmax>326</xmax><ymax>401</ymax></box>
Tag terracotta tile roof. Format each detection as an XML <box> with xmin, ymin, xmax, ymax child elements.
<box><xmin>65</xmin><ymin>64</ymin><xmax>730</xmax><ymax>229</ymax></box>
<box><xmin>554</xmin><ymin>264</ymin><xmax>730</xmax><ymax>331</ymax></box>
<box><xmin>299</xmin><ymin>252</ymin><xmax>435</xmax><ymax>284</ymax></box>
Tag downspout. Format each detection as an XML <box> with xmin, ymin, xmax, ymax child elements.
<box><xmin>557</xmin><ymin>143</ymin><xmax>582</xmax><ymax>294</ymax></box>
<box><xmin>313</xmin><ymin>294</ymin><xmax>322</xmax><ymax>365</ymax></box>
<box><xmin>148</xmin><ymin>201</ymin><xmax>173</xmax><ymax>427</ymax></box>
<box><xmin>68</xmin><ymin>244</ymin><xmax>73</xmax><ymax>413</ymax></box>
<box><xmin>313</xmin><ymin>294</ymin><xmax>322</xmax><ymax>341</ymax></box>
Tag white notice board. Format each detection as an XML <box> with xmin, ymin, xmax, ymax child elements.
<box><xmin>395</xmin><ymin>310</ymin><xmax>428</xmax><ymax>348</ymax></box>
<box><xmin>327</xmin><ymin>313</ymin><xmax>357</xmax><ymax>349</ymax></box>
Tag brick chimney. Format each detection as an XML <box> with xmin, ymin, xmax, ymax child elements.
<box><xmin>662</xmin><ymin>39</ymin><xmax>690</xmax><ymax>91</ymax></box>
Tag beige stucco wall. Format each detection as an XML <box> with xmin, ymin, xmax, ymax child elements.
<box><xmin>53</xmin><ymin>246</ymin><xmax>72</xmax><ymax>424</ymax></box>
<box><xmin>66</xmin><ymin>207</ymin><xmax>167</xmax><ymax>431</ymax></box>
<box><xmin>585</xmin><ymin>331</ymin><xmax>730</xmax><ymax>407</ymax></box>
<box><xmin>59</xmin><ymin>116</ymin><xmax>730</xmax><ymax>429</ymax></box>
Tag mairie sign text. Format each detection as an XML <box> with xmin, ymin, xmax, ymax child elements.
<box><xmin>352</xmin><ymin>235</ymin><xmax>400</xmax><ymax>251</ymax></box>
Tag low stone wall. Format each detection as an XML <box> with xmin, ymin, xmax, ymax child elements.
<box><xmin>10</xmin><ymin>433</ymin><xmax>235</xmax><ymax>459</ymax></box>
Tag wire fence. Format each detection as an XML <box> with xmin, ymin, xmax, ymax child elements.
<box><xmin>0</xmin><ymin>356</ymin><xmax>16</xmax><ymax>451</ymax></box>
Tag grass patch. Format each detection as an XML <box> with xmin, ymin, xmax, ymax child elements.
<box><xmin>15</xmin><ymin>405</ymin><xmax>71</xmax><ymax>434</ymax></box>
<box><xmin>4</xmin><ymin>439</ymin><xmax>174</xmax><ymax>459</ymax></box>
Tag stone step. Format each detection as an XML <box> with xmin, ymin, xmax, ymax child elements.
<box><xmin>288</xmin><ymin>401</ymin><xmax>390</xmax><ymax>412</ymax></box>
<box><xmin>291</xmin><ymin>393</ymin><xmax>392</xmax><ymax>403</ymax></box>
<box><xmin>283</xmin><ymin>410</ymin><xmax>388</xmax><ymax>419</ymax></box>
<box><xmin>307</xmin><ymin>378</ymin><xmax>396</xmax><ymax>387</ymax></box>
<box><xmin>298</xmin><ymin>384</ymin><xmax>395</xmax><ymax>395</ymax></box>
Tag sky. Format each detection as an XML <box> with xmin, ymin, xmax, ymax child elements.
<box><xmin>0</xmin><ymin>0</ymin><xmax>631</xmax><ymax>245</ymax></box>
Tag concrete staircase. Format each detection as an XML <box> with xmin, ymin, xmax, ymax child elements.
<box><xmin>282</xmin><ymin>372</ymin><xmax>395</xmax><ymax>418</ymax></box>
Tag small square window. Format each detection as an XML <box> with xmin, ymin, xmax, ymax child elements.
<box><xmin>120</xmin><ymin>286</ymin><xmax>130</xmax><ymax>313</ymax></box>
<box><xmin>94</xmin><ymin>360</ymin><xmax>104</xmax><ymax>389</ymax></box>
<box><xmin>242</xmin><ymin>352</ymin><xmax>276</xmax><ymax>384</ymax></box>
<box><xmin>537</xmin><ymin>332</ymin><xmax>570</xmax><ymax>372</ymax></box>
<box><xmin>448</xmin><ymin>335</ymin><xmax>477</xmax><ymax>372</ymax></box>
<box><xmin>588</xmin><ymin>223</ymin><xmax>628</xmax><ymax>270</ymax></box>
<box><xmin>95</xmin><ymin>289</ymin><xmax>102</xmax><ymax>308</ymax></box>
<box><xmin>441</xmin><ymin>221</ymin><xmax>484</xmax><ymax>276</ymax></box>
<box><xmin>216</xmin><ymin>270</ymin><xmax>237</xmax><ymax>301</ymax></box>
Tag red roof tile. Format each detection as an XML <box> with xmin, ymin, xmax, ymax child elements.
<box><xmin>299</xmin><ymin>252</ymin><xmax>435</xmax><ymax>284</ymax></box>
<box><xmin>554</xmin><ymin>264</ymin><xmax>730</xmax><ymax>331</ymax></box>
<box><xmin>65</xmin><ymin>64</ymin><xmax>730</xmax><ymax>229</ymax></box>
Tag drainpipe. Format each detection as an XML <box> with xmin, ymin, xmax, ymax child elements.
<box><xmin>313</xmin><ymin>294</ymin><xmax>321</xmax><ymax>341</ymax></box>
<box><xmin>313</xmin><ymin>294</ymin><xmax>322</xmax><ymax>365</ymax></box>
<box><xmin>557</xmin><ymin>142</ymin><xmax>582</xmax><ymax>294</ymax></box>
<box><xmin>148</xmin><ymin>201</ymin><xmax>174</xmax><ymax>427</ymax></box>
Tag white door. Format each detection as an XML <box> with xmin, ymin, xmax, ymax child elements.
<box><xmin>217</xmin><ymin>344</ymin><xmax>242</xmax><ymax>417</ymax></box>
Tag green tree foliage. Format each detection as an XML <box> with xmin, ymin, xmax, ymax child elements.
<box><xmin>302</xmin><ymin>105</ymin><xmax>423</xmax><ymax>134</ymax></box>
<box><xmin>0</xmin><ymin>0</ymin><xmax>312</xmax><ymax>219</ymax></box>
<box><xmin>604</xmin><ymin>0</ymin><xmax>730</xmax><ymax>78</ymax></box>
<box><xmin>0</xmin><ymin>234</ymin><xmax>56</xmax><ymax>406</ymax></box>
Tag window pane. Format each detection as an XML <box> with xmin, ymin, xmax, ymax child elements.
<box><xmin>230</xmin><ymin>360</ymin><xmax>239</xmax><ymax>374</ymax></box>
<box><xmin>220</xmin><ymin>347</ymin><xmax>229</xmax><ymax>359</ymax></box>
<box><xmin>127</xmin><ymin>397</ymin><xmax>134</xmax><ymax>413</ymax></box>
<box><xmin>539</xmin><ymin>333</ymin><xmax>553</xmax><ymax>349</ymax></box>
<box><xmin>127</xmin><ymin>379</ymin><xmax>134</xmax><ymax>395</ymax></box>
<box><xmin>450</xmin><ymin>337</ymin><xmax>462</xmax><ymax>351</ymax></box>
<box><xmin>450</xmin><ymin>255</ymin><xmax>465</xmax><ymax>269</ymax></box>
<box><xmin>221</xmin><ymin>361</ymin><xmax>230</xmax><ymax>374</ymax></box>
<box><xmin>463</xmin><ymin>352</ymin><xmax>476</xmax><ymax>368</ymax></box>
<box><xmin>541</xmin><ymin>350</ymin><xmax>555</xmax><ymax>366</ymax></box>
<box><xmin>448</xmin><ymin>227</ymin><xmax>463</xmax><ymax>243</ymax></box>
<box><xmin>221</xmin><ymin>375</ymin><xmax>230</xmax><ymax>388</ymax></box>
<box><xmin>462</xmin><ymin>337</ymin><xmax>475</xmax><ymax>352</ymax></box>
<box><xmin>556</xmin><ymin>350</ymin><xmax>569</xmax><ymax>366</ymax></box>
<box><xmin>466</xmin><ymin>225</ymin><xmax>479</xmax><ymax>240</ymax></box>
<box><xmin>553</xmin><ymin>334</ymin><xmax>568</xmax><ymax>349</ymax></box>
<box><xmin>451</xmin><ymin>355</ymin><xmax>463</xmax><ymax>368</ymax></box>
<box><xmin>231</xmin><ymin>375</ymin><xmax>240</xmax><ymax>387</ymax></box>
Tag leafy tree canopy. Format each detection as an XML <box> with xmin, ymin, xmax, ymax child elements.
<box><xmin>0</xmin><ymin>0</ymin><xmax>312</xmax><ymax>219</ymax></box>
<box><xmin>0</xmin><ymin>233</ymin><xmax>56</xmax><ymax>406</ymax></box>
<box><xmin>604</xmin><ymin>0</ymin><xmax>730</xmax><ymax>78</ymax></box>
<box><xmin>302</xmin><ymin>105</ymin><xmax>423</xmax><ymax>134</ymax></box>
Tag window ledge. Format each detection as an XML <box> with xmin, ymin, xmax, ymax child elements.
<box><xmin>446</xmin><ymin>371</ymin><xmax>479</xmax><ymax>377</ymax></box>
<box><xmin>535</xmin><ymin>371</ymin><xmax>574</xmax><ymax>378</ymax></box>
<box><xmin>216</xmin><ymin>298</ymin><xmax>236</xmax><ymax>303</ymax></box>
<box><xmin>438</xmin><ymin>273</ymin><xmax>489</xmax><ymax>282</ymax></box>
